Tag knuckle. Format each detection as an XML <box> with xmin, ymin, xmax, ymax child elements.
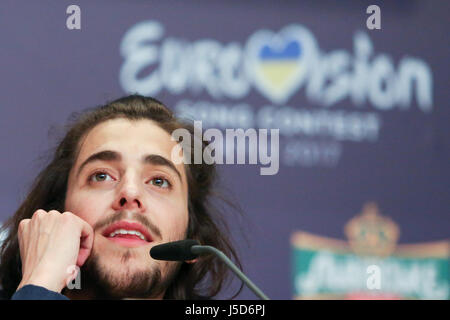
<box><xmin>60</xmin><ymin>211</ymin><xmax>75</xmax><ymax>223</ymax></box>
<box><xmin>32</xmin><ymin>209</ymin><xmax>46</xmax><ymax>219</ymax></box>
<box><xmin>61</xmin><ymin>211</ymin><xmax>73</xmax><ymax>218</ymax></box>
<box><xmin>18</xmin><ymin>219</ymin><xmax>29</xmax><ymax>232</ymax></box>
<box><xmin>18</xmin><ymin>222</ymin><xmax>29</xmax><ymax>239</ymax></box>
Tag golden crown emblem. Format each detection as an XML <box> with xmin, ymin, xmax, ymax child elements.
<box><xmin>344</xmin><ymin>202</ymin><xmax>400</xmax><ymax>257</ymax></box>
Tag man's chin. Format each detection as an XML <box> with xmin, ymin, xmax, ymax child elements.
<box><xmin>73</xmin><ymin>251</ymin><xmax>179</xmax><ymax>299</ymax></box>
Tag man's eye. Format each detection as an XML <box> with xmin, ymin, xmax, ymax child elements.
<box><xmin>149</xmin><ymin>177</ymin><xmax>170</xmax><ymax>188</ymax></box>
<box><xmin>89</xmin><ymin>172</ymin><xmax>113</xmax><ymax>183</ymax></box>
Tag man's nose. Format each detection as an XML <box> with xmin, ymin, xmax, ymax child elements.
<box><xmin>112</xmin><ymin>173</ymin><xmax>145</xmax><ymax>212</ymax></box>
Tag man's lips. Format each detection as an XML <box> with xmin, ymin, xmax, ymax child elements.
<box><xmin>101</xmin><ymin>220</ymin><xmax>154</xmax><ymax>243</ymax></box>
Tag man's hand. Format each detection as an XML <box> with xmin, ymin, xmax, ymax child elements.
<box><xmin>17</xmin><ymin>209</ymin><xmax>94</xmax><ymax>293</ymax></box>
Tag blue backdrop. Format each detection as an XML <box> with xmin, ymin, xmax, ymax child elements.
<box><xmin>0</xmin><ymin>0</ymin><xmax>449</xmax><ymax>299</ymax></box>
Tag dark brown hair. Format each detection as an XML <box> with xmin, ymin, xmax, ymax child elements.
<box><xmin>0</xmin><ymin>95</ymin><xmax>243</xmax><ymax>299</ymax></box>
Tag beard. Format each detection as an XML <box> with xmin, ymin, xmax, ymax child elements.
<box><xmin>71</xmin><ymin>247</ymin><xmax>182</xmax><ymax>299</ymax></box>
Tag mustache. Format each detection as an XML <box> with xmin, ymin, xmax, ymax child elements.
<box><xmin>93</xmin><ymin>210</ymin><xmax>162</xmax><ymax>240</ymax></box>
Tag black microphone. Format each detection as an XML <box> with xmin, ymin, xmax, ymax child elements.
<box><xmin>150</xmin><ymin>239</ymin><xmax>270</xmax><ymax>300</ymax></box>
<box><xmin>150</xmin><ymin>239</ymin><xmax>199</xmax><ymax>261</ymax></box>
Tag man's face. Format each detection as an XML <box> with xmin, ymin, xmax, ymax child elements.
<box><xmin>64</xmin><ymin>118</ymin><xmax>189</xmax><ymax>298</ymax></box>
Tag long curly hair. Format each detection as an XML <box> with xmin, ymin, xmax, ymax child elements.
<box><xmin>0</xmin><ymin>95</ymin><xmax>243</xmax><ymax>299</ymax></box>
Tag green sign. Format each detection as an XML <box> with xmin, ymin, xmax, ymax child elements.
<box><xmin>292</xmin><ymin>246</ymin><xmax>449</xmax><ymax>299</ymax></box>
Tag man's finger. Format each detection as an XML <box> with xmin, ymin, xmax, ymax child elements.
<box><xmin>75</xmin><ymin>215</ymin><xmax>94</xmax><ymax>267</ymax></box>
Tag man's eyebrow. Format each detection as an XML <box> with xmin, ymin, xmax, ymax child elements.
<box><xmin>76</xmin><ymin>150</ymin><xmax>182</xmax><ymax>182</ymax></box>
<box><xmin>76</xmin><ymin>150</ymin><xmax>120</xmax><ymax>178</ymax></box>
<box><xmin>143</xmin><ymin>154</ymin><xmax>182</xmax><ymax>182</ymax></box>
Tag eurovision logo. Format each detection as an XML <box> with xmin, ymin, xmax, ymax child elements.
<box><xmin>291</xmin><ymin>203</ymin><xmax>449</xmax><ymax>299</ymax></box>
<box><xmin>119</xmin><ymin>21</ymin><xmax>433</xmax><ymax>112</ymax></box>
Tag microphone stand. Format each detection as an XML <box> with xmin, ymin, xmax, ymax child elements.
<box><xmin>191</xmin><ymin>245</ymin><xmax>270</xmax><ymax>300</ymax></box>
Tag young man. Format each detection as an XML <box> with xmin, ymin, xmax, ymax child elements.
<box><xmin>0</xmin><ymin>95</ymin><xmax>241</xmax><ymax>299</ymax></box>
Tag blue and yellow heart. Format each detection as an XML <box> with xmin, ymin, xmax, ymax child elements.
<box><xmin>258</xmin><ymin>40</ymin><xmax>302</xmax><ymax>92</ymax></box>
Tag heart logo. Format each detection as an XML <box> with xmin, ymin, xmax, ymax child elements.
<box><xmin>246</xmin><ymin>25</ymin><xmax>318</xmax><ymax>104</ymax></box>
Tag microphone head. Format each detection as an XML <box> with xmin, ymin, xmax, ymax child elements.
<box><xmin>150</xmin><ymin>239</ymin><xmax>199</xmax><ymax>261</ymax></box>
